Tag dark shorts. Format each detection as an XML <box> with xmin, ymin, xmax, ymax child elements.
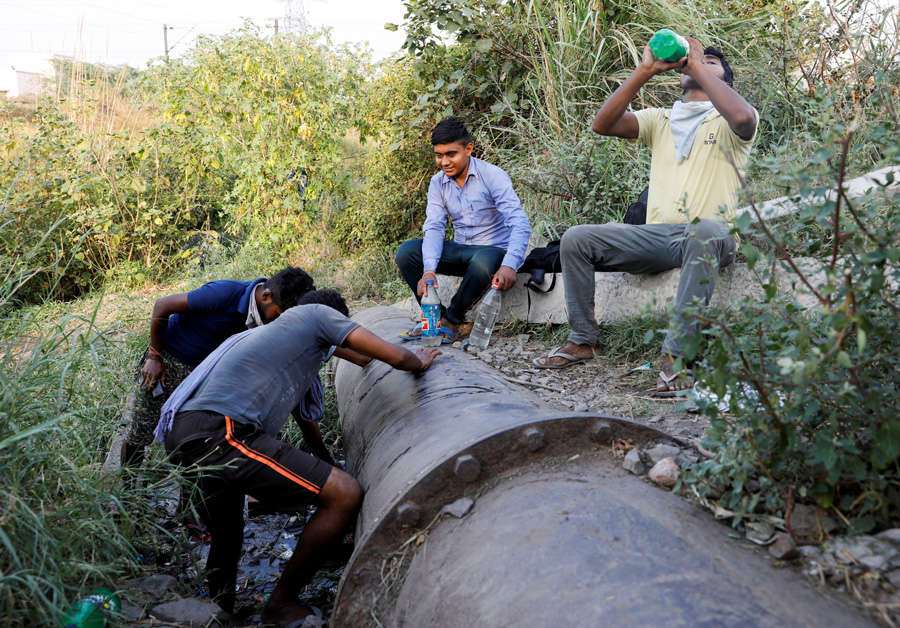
<box><xmin>165</xmin><ymin>410</ymin><xmax>332</xmax><ymax>508</ymax></box>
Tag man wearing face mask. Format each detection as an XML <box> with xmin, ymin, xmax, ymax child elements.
<box><xmin>122</xmin><ymin>267</ymin><xmax>319</xmax><ymax>477</ymax></box>
<box><xmin>534</xmin><ymin>37</ymin><xmax>758</xmax><ymax>396</ymax></box>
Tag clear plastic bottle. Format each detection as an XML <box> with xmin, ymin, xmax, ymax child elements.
<box><xmin>648</xmin><ymin>28</ymin><xmax>689</xmax><ymax>62</ymax></box>
<box><xmin>59</xmin><ymin>588</ymin><xmax>121</xmax><ymax>628</ymax></box>
<box><xmin>468</xmin><ymin>280</ymin><xmax>502</xmax><ymax>350</ymax></box>
<box><xmin>420</xmin><ymin>280</ymin><xmax>442</xmax><ymax>347</ymax></box>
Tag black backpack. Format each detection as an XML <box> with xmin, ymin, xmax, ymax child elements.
<box><xmin>519</xmin><ymin>240</ymin><xmax>561</xmax><ymax>294</ymax></box>
<box><xmin>519</xmin><ymin>188</ymin><xmax>648</xmax><ymax>294</ymax></box>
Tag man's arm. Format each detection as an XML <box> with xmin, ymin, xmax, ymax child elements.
<box><xmin>680</xmin><ymin>37</ymin><xmax>757</xmax><ymax>140</ymax></box>
<box><xmin>490</xmin><ymin>169</ymin><xmax>531</xmax><ymax>291</ymax></box>
<box><xmin>294</xmin><ymin>418</ymin><xmax>335</xmax><ymax>466</ymax></box>
<box><xmin>141</xmin><ymin>293</ymin><xmax>190</xmax><ymax>389</ymax></box>
<box><xmin>419</xmin><ymin>177</ymin><xmax>448</xmax><ymax>296</ymax></box>
<box><xmin>592</xmin><ymin>45</ymin><xmax>684</xmax><ymax>138</ymax></box>
<box><xmin>332</xmin><ymin>346</ymin><xmax>372</xmax><ymax>367</ymax></box>
<box><xmin>343</xmin><ymin>327</ymin><xmax>440</xmax><ymax>372</ymax></box>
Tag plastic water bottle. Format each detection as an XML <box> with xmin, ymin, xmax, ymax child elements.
<box><xmin>468</xmin><ymin>280</ymin><xmax>502</xmax><ymax>350</ymax></box>
<box><xmin>60</xmin><ymin>588</ymin><xmax>121</xmax><ymax>628</ymax></box>
<box><xmin>649</xmin><ymin>28</ymin><xmax>688</xmax><ymax>62</ymax></box>
<box><xmin>421</xmin><ymin>280</ymin><xmax>442</xmax><ymax>347</ymax></box>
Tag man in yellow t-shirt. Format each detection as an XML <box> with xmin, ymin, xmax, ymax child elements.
<box><xmin>534</xmin><ymin>37</ymin><xmax>758</xmax><ymax>395</ymax></box>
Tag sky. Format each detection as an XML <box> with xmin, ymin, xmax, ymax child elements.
<box><xmin>1</xmin><ymin>0</ymin><xmax>408</xmax><ymax>72</ymax></box>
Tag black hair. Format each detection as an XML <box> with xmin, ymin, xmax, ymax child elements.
<box><xmin>265</xmin><ymin>267</ymin><xmax>315</xmax><ymax>310</ymax></box>
<box><xmin>297</xmin><ymin>289</ymin><xmax>349</xmax><ymax>317</ymax></box>
<box><xmin>704</xmin><ymin>46</ymin><xmax>734</xmax><ymax>86</ymax></box>
<box><xmin>431</xmin><ymin>116</ymin><xmax>473</xmax><ymax>146</ymax></box>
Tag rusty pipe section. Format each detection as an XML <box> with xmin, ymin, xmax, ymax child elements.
<box><xmin>331</xmin><ymin>306</ymin><xmax>871</xmax><ymax>627</ymax></box>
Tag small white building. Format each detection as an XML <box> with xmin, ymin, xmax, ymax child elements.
<box><xmin>1</xmin><ymin>53</ymin><xmax>56</xmax><ymax>99</ymax></box>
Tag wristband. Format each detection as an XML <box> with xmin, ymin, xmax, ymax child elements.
<box><xmin>148</xmin><ymin>346</ymin><xmax>163</xmax><ymax>358</ymax></box>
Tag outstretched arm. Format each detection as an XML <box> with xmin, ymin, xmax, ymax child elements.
<box><xmin>141</xmin><ymin>293</ymin><xmax>189</xmax><ymax>389</ymax></box>
<box><xmin>343</xmin><ymin>327</ymin><xmax>440</xmax><ymax>373</ymax></box>
<box><xmin>681</xmin><ymin>37</ymin><xmax>757</xmax><ymax>140</ymax></box>
<box><xmin>592</xmin><ymin>45</ymin><xmax>684</xmax><ymax>138</ymax></box>
<box><xmin>332</xmin><ymin>346</ymin><xmax>372</xmax><ymax>367</ymax></box>
<box><xmin>295</xmin><ymin>419</ymin><xmax>335</xmax><ymax>466</ymax></box>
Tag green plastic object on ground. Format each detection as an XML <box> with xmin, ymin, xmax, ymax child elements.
<box><xmin>649</xmin><ymin>28</ymin><xmax>689</xmax><ymax>62</ymax></box>
<box><xmin>59</xmin><ymin>588</ymin><xmax>121</xmax><ymax>628</ymax></box>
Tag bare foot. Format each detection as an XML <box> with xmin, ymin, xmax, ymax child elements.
<box><xmin>533</xmin><ymin>342</ymin><xmax>598</xmax><ymax>369</ymax></box>
<box><xmin>261</xmin><ymin>599</ymin><xmax>313</xmax><ymax>626</ymax></box>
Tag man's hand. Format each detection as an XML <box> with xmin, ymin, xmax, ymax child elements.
<box><xmin>413</xmin><ymin>347</ymin><xmax>441</xmax><ymax>372</ymax></box>
<box><xmin>492</xmin><ymin>265</ymin><xmax>517</xmax><ymax>291</ymax></box>
<box><xmin>416</xmin><ymin>270</ymin><xmax>438</xmax><ymax>297</ymax></box>
<box><xmin>678</xmin><ymin>36</ymin><xmax>705</xmax><ymax>78</ymax></box>
<box><xmin>639</xmin><ymin>44</ymin><xmax>686</xmax><ymax>76</ymax></box>
<box><xmin>140</xmin><ymin>356</ymin><xmax>165</xmax><ymax>391</ymax></box>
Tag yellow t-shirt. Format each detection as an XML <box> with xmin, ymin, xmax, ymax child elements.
<box><xmin>634</xmin><ymin>106</ymin><xmax>758</xmax><ymax>225</ymax></box>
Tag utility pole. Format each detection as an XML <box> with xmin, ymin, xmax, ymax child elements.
<box><xmin>274</xmin><ymin>19</ymin><xmax>279</xmax><ymax>35</ymax></box>
<box><xmin>163</xmin><ymin>24</ymin><xmax>172</xmax><ymax>61</ymax></box>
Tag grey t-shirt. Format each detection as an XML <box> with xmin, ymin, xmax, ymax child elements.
<box><xmin>180</xmin><ymin>304</ymin><xmax>359</xmax><ymax>436</ymax></box>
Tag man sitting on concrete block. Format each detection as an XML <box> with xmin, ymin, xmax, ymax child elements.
<box><xmin>395</xmin><ymin>116</ymin><xmax>531</xmax><ymax>342</ymax></box>
<box><xmin>534</xmin><ymin>37</ymin><xmax>758</xmax><ymax>396</ymax></box>
<box><xmin>155</xmin><ymin>289</ymin><xmax>440</xmax><ymax>624</ymax></box>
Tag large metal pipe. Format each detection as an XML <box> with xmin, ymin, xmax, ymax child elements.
<box><xmin>332</xmin><ymin>306</ymin><xmax>870</xmax><ymax>627</ymax></box>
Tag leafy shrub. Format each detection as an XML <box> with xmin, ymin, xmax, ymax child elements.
<box><xmin>682</xmin><ymin>80</ymin><xmax>900</xmax><ymax>532</ymax></box>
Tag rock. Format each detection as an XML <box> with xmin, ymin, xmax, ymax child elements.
<box><xmin>623</xmin><ymin>449</ymin><xmax>646</xmax><ymax>475</ymax></box>
<box><xmin>516</xmin><ymin>334</ymin><xmax>530</xmax><ymax>347</ymax></box>
<box><xmin>788</xmin><ymin>504</ymin><xmax>818</xmax><ymax>544</ymax></box>
<box><xmin>887</xmin><ymin>569</ymin><xmax>900</xmax><ymax>589</ymax></box>
<box><xmin>676</xmin><ymin>452</ymin><xmax>699</xmax><ymax>467</ymax></box>
<box><xmin>877</xmin><ymin>529</ymin><xmax>900</xmax><ymax>545</ymax></box>
<box><xmin>859</xmin><ymin>554</ymin><xmax>889</xmax><ymax>571</ymax></box>
<box><xmin>797</xmin><ymin>545</ymin><xmax>823</xmax><ymax>559</ymax></box>
<box><xmin>746</xmin><ymin>521</ymin><xmax>776</xmax><ymax>546</ymax></box>
<box><xmin>441</xmin><ymin>497</ymin><xmax>474</xmax><ymax>519</ymax></box>
<box><xmin>830</xmin><ymin>538</ymin><xmax>875</xmax><ymax>564</ymax></box>
<box><xmin>646</xmin><ymin>444</ymin><xmax>680</xmax><ymax>464</ymax></box>
<box><xmin>769</xmin><ymin>532</ymin><xmax>800</xmax><ymax>560</ymax></box>
<box><xmin>150</xmin><ymin>598</ymin><xmax>227</xmax><ymax>626</ymax></box>
<box><xmin>648</xmin><ymin>457</ymin><xmax>679</xmax><ymax>489</ymax></box>
<box><xmin>121</xmin><ymin>601</ymin><xmax>145</xmax><ymax>621</ymax></box>
<box><xmin>125</xmin><ymin>574</ymin><xmax>177</xmax><ymax>598</ymax></box>
<box><xmin>574</xmin><ymin>403</ymin><xmax>589</xmax><ymax>412</ymax></box>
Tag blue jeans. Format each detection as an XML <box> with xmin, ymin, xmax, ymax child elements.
<box><xmin>395</xmin><ymin>239</ymin><xmax>505</xmax><ymax>325</ymax></box>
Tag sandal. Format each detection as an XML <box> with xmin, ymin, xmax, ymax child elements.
<box><xmin>653</xmin><ymin>369</ymin><xmax>695</xmax><ymax>397</ymax></box>
<box><xmin>533</xmin><ymin>345</ymin><xmax>596</xmax><ymax>369</ymax></box>
<box><xmin>399</xmin><ymin>322</ymin><xmax>455</xmax><ymax>344</ymax></box>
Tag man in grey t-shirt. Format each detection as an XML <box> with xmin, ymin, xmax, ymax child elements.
<box><xmin>165</xmin><ymin>290</ymin><xmax>440</xmax><ymax>624</ymax></box>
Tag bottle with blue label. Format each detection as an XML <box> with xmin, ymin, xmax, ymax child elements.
<box><xmin>421</xmin><ymin>280</ymin><xmax>442</xmax><ymax>347</ymax></box>
<box><xmin>59</xmin><ymin>588</ymin><xmax>120</xmax><ymax>628</ymax></box>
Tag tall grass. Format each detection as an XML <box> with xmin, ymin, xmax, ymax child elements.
<box><xmin>0</xmin><ymin>298</ymin><xmax>144</xmax><ymax>625</ymax></box>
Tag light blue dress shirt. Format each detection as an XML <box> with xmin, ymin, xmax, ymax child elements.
<box><xmin>422</xmin><ymin>156</ymin><xmax>531</xmax><ymax>272</ymax></box>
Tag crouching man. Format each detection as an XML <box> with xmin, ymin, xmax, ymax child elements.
<box><xmin>155</xmin><ymin>290</ymin><xmax>440</xmax><ymax>623</ymax></box>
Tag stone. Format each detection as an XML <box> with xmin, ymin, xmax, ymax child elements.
<box><xmin>150</xmin><ymin>598</ymin><xmax>227</xmax><ymax>626</ymax></box>
<box><xmin>789</xmin><ymin>504</ymin><xmax>827</xmax><ymax>544</ymax></box>
<box><xmin>574</xmin><ymin>403</ymin><xmax>589</xmax><ymax>412</ymax></box>
<box><xmin>646</xmin><ymin>444</ymin><xmax>680</xmax><ymax>465</ymax></box>
<box><xmin>516</xmin><ymin>334</ymin><xmax>530</xmax><ymax>347</ymax></box>
<box><xmin>877</xmin><ymin>529</ymin><xmax>900</xmax><ymax>545</ymax></box>
<box><xmin>769</xmin><ymin>533</ymin><xmax>800</xmax><ymax>560</ymax></box>
<box><xmin>886</xmin><ymin>569</ymin><xmax>900</xmax><ymax>589</ymax></box>
<box><xmin>648</xmin><ymin>458</ymin><xmax>679</xmax><ymax>489</ymax></box>
<box><xmin>125</xmin><ymin>574</ymin><xmax>177</xmax><ymax>598</ymax></box>
<box><xmin>797</xmin><ymin>545</ymin><xmax>822</xmax><ymax>559</ymax></box>
<box><xmin>676</xmin><ymin>452</ymin><xmax>699</xmax><ymax>466</ymax></box>
<box><xmin>623</xmin><ymin>449</ymin><xmax>646</xmax><ymax>475</ymax></box>
<box><xmin>441</xmin><ymin>497</ymin><xmax>474</xmax><ymax>519</ymax></box>
<box><xmin>121</xmin><ymin>601</ymin><xmax>145</xmax><ymax>621</ymax></box>
<box><xmin>746</xmin><ymin>521</ymin><xmax>776</xmax><ymax>546</ymax></box>
<box><xmin>859</xmin><ymin>554</ymin><xmax>889</xmax><ymax>571</ymax></box>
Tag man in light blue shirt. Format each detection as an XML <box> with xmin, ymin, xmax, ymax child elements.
<box><xmin>395</xmin><ymin>117</ymin><xmax>531</xmax><ymax>339</ymax></box>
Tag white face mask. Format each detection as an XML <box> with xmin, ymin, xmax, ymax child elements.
<box><xmin>246</xmin><ymin>282</ymin><xmax>266</xmax><ymax>328</ymax></box>
<box><xmin>670</xmin><ymin>100</ymin><xmax>715</xmax><ymax>164</ymax></box>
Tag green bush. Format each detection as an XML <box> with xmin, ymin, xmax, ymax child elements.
<box><xmin>682</xmin><ymin>82</ymin><xmax>900</xmax><ymax>532</ymax></box>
